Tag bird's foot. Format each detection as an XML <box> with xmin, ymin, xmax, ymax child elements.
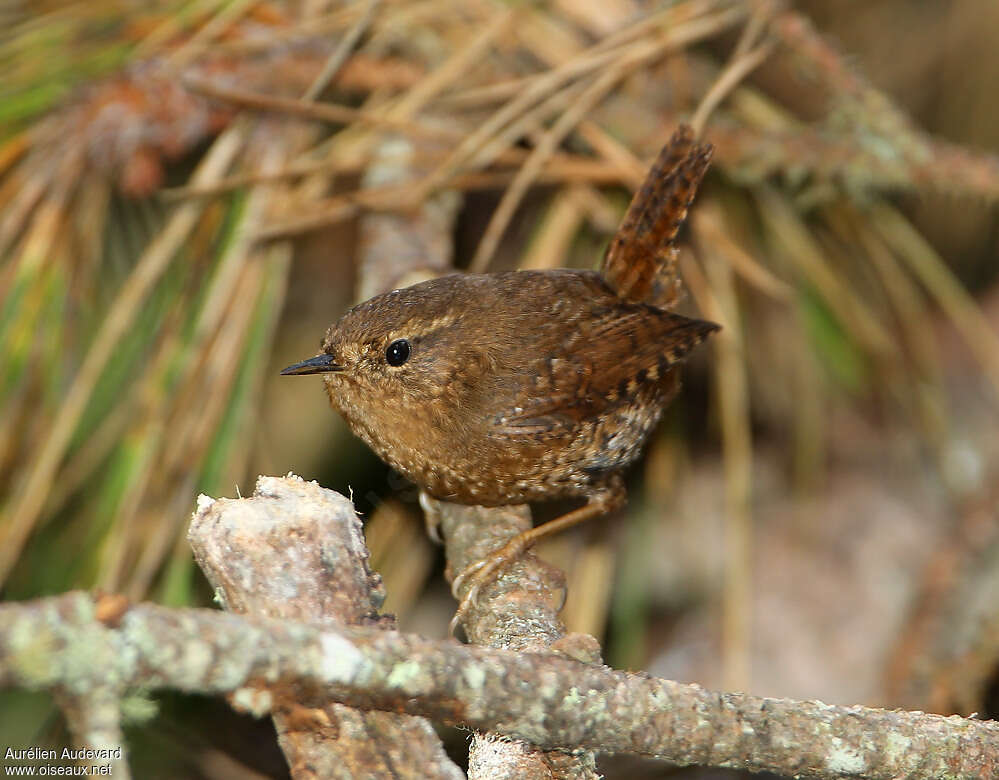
<box><xmin>448</xmin><ymin>533</ymin><xmax>533</xmax><ymax>637</ymax></box>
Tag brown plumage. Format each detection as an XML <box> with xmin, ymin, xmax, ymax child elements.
<box><xmin>602</xmin><ymin>125</ymin><xmax>713</xmax><ymax>304</ymax></box>
<box><xmin>282</xmin><ymin>125</ymin><xmax>717</xmax><ymax>633</ymax></box>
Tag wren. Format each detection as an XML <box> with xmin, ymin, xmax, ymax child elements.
<box><xmin>282</xmin><ymin>125</ymin><xmax>718</xmax><ymax>633</ymax></box>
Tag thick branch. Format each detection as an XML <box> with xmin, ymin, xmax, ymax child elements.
<box><xmin>188</xmin><ymin>474</ymin><xmax>462</xmax><ymax>779</ymax></box>
<box><xmin>2</xmin><ymin>592</ymin><xmax>996</xmax><ymax>780</ymax></box>
<box><xmin>424</xmin><ymin>496</ymin><xmax>600</xmax><ymax>779</ymax></box>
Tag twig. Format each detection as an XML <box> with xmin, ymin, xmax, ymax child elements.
<box><xmin>754</xmin><ymin>184</ymin><xmax>894</xmax><ymax>355</ymax></box>
<box><xmin>183</xmin><ymin>78</ymin><xmax>458</xmax><ymax>142</ymax></box>
<box><xmin>55</xmin><ymin>686</ymin><xmax>130</xmax><ymax>780</ymax></box>
<box><xmin>386</xmin><ymin>5</ymin><xmax>516</xmax><ymax>120</ymax></box>
<box><xmin>690</xmin><ymin>39</ymin><xmax>775</xmax><ymax>137</ymax></box>
<box><xmin>302</xmin><ymin>0</ymin><xmax>381</xmax><ymax>101</ymax></box>
<box><xmin>250</xmin><ymin>161</ymin><xmax>644</xmax><ymax>242</ymax></box>
<box><xmin>872</xmin><ymin>203</ymin><xmax>999</xmax><ymax>405</ymax></box>
<box><xmin>168</xmin><ymin>152</ymin><xmax>629</xmax><ymax>203</ymax></box>
<box><xmin>166</xmin><ymin>0</ymin><xmax>260</xmax><ymax>70</ymax></box>
<box><xmin>435</xmin><ymin>0</ymin><xmax>742</xmax><ymax>110</ymax></box>
<box><xmin>699</xmin><ymin>242</ymin><xmax>754</xmax><ymax>693</ymax></box>
<box><xmin>691</xmin><ymin>205</ymin><xmax>793</xmax><ymax>300</ymax></box>
<box><xmin>410</xmin><ymin>5</ymin><xmax>747</xmax><ymax>205</ymax></box>
<box><xmin>2</xmin><ymin>590</ymin><xmax>998</xmax><ymax>779</ymax></box>
<box><xmin>467</xmin><ymin>45</ymin><xmax>651</xmax><ymax>273</ymax></box>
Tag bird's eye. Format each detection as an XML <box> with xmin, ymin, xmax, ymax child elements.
<box><xmin>385</xmin><ymin>339</ymin><xmax>411</xmax><ymax>366</ymax></box>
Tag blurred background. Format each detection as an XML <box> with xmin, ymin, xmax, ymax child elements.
<box><xmin>1</xmin><ymin>0</ymin><xmax>998</xmax><ymax>777</ymax></box>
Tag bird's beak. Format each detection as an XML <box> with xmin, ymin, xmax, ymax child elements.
<box><xmin>280</xmin><ymin>353</ymin><xmax>343</xmax><ymax>375</ymax></box>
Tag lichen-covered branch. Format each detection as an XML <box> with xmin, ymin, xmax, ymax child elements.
<box><xmin>54</xmin><ymin>686</ymin><xmax>129</xmax><ymax>780</ymax></box>
<box><xmin>188</xmin><ymin>474</ymin><xmax>462</xmax><ymax>779</ymax></box>
<box><xmin>423</xmin><ymin>496</ymin><xmax>600</xmax><ymax>779</ymax></box>
<box><xmin>2</xmin><ymin>591</ymin><xmax>997</xmax><ymax>780</ymax></box>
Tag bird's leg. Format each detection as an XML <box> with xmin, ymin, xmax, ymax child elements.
<box><xmin>449</xmin><ymin>477</ymin><xmax>626</xmax><ymax>637</ymax></box>
<box><xmin>419</xmin><ymin>491</ymin><xmax>443</xmax><ymax>544</ymax></box>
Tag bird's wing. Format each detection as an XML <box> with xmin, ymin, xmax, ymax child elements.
<box><xmin>489</xmin><ymin>305</ymin><xmax>717</xmax><ymax>437</ymax></box>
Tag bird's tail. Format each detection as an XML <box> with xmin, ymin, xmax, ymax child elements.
<box><xmin>601</xmin><ymin>125</ymin><xmax>713</xmax><ymax>305</ymax></box>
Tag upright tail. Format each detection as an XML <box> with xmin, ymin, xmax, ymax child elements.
<box><xmin>601</xmin><ymin>125</ymin><xmax>713</xmax><ymax>305</ymax></box>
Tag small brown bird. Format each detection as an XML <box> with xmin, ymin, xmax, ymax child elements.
<box><xmin>282</xmin><ymin>126</ymin><xmax>717</xmax><ymax>633</ymax></box>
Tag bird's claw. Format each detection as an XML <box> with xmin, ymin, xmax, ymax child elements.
<box><xmin>450</xmin><ymin>557</ymin><xmax>488</xmax><ymax>599</ymax></box>
<box><xmin>449</xmin><ymin>580</ymin><xmax>483</xmax><ymax>637</ymax></box>
<box><xmin>448</xmin><ymin>560</ymin><xmax>496</xmax><ymax>637</ymax></box>
<box><xmin>448</xmin><ymin>538</ymin><xmax>530</xmax><ymax>637</ymax></box>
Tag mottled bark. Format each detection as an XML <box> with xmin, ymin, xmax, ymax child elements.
<box><xmin>3</xmin><ymin>590</ymin><xmax>997</xmax><ymax>780</ymax></box>
<box><xmin>423</xmin><ymin>496</ymin><xmax>601</xmax><ymax>779</ymax></box>
<box><xmin>188</xmin><ymin>474</ymin><xmax>462</xmax><ymax>779</ymax></box>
